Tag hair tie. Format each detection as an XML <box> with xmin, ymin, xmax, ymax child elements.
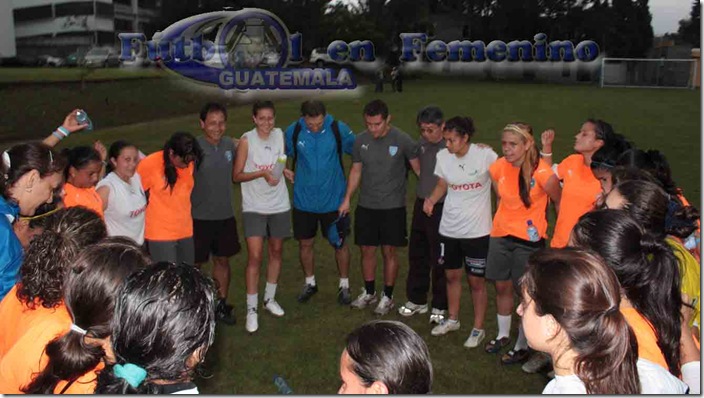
<box><xmin>70</xmin><ymin>323</ymin><xmax>87</xmax><ymax>335</ymax></box>
<box><xmin>605</xmin><ymin>306</ymin><xmax>619</xmax><ymax>315</ymax></box>
<box><xmin>49</xmin><ymin>150</ymin><xmax>53</xmax><ymax>166</ymax></box>
<box><xmin>114</xmin><ymin>363</ymin><xmax>148</xmax><ymax>388</ymax></box>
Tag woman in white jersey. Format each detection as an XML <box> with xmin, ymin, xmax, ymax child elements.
<box><xmin>423</xmin><ymin>116</ymin><xmax>498</xmax><ymax>349</ymax></box>
<box><xmin>96</xmin><ymin>141</ymin><xmax>147</xmax><ymax>245</ymax></box>
<box><xmin>233</xmin><ymin>100</ymin><xmax>292</xmax><ymax>334</ymax></box>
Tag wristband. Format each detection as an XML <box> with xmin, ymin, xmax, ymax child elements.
<box><xmin>56</xmin><ymin>126</ymin><xmax>70</xmax><ymax>137</ymax></box>
<box><xmin>540</xmin><ymin>151</ymin><xmax>552</xmax><ymax>156</ymax></box>
<box><xmin>52</xmin><ymin>131</ymin><xmax>65</xmax><ymax>140</ymax></box>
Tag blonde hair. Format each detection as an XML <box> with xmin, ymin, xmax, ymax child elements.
<box><xmin>502</xmin><ymin>122</ymin><xmax>538</xmax><ymax>207</ymax></box>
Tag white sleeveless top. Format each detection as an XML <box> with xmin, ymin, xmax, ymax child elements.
<box><xmin>96</xmin><ymin>172</ymin><xmax>147</xmax><ymax>245</ymax></box>
<box><xmin>241</xmin><ymin>128</ymin><xmax>291</xmax><ymax>214</ymax></box>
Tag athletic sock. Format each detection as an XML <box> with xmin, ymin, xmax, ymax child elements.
<box><xmin>246</xmin><ymin>293</ymin><xmax>258</xmax><ymax>311</ymax></box>
<box><xmin>514</xmin><ymin>323</ymin><xmax>529</xmax><ymax>351</ymax></box>
<box><xmin>264</xmin><ymin>283</ymin><xmax>277</xmax><ymax>303</ymax></box>
<box><xmin>383</xmin><ymin>285</ymin><xmax>394</xmax><ymax>299</ymax></box>
<box><xmin>339</xmin><ymin>278</ymin><xmax>350</xmax><ymax>289</ymax></box>
<box><xmin>364</xmin><ymin>280</ymin><xmax>375</xmax><ymax>295</ymax></box>
<box><xmin>497</xmin><ymin>314</ymin><xmax>511</xmax><ymax>339</ymax></box>
<box><xmin>305</xmin><ymin>275</ymin><xmax>316</xmax><ymax>286</ymax></box>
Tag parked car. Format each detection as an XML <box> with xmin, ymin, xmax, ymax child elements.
<box><xmin>63</xmin><ymin>51</ymin><xmax>83</xmax><ymax>67</ymax></box>
<box><xmin>309</xmin><ymin>47</ymin><xmax>333</xmax><ymax>67</ymax></box>
<box><xmin>83</xmin><ymin>47</ymin><xmax>120</xmax><ymax>67</ymax></box>
<box><xmin>38</xmin><ymin>55</ymin><xmax>64</xmax><ymax>67</ymax></box>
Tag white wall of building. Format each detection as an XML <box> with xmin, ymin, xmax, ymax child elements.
<box><xmin>0</xmin><ymin>1</ymin><xmax>17</xmax><ymax>57</ymax></box>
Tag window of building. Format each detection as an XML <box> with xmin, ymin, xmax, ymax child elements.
<box><xmin>55</xmin><ymin>2</ymin><xmax>95</xmax><ymax>17</ymax></box>
<box><xmin>95</xmin><ymin>2</ymin><xmax>115</xmax><ymax>17</ymax></box>
<box><xmin>13</xmin><ymin>5</ymin><xmax>53</xmax><ymax>22</ymax></box>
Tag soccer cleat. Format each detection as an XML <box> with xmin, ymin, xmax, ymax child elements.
<box><xmin>216</xmin><ymin>298</ymin><xmax>236</xmax><ymax>326</ymax></box>
<box><xmin>337</xmin><ymin>287</ymin><xmax>352</xmax><ymax>305</ymax></box>
<box><xmin>374</xmin><ymin>295</ymin><xmax>395</xmax><ymax>315</ymax></box>
<box><xmin>297</xmin><ymin>284</ymin><xmax>318</xmax><ymax>303</ymax></box>
<box><xmin>431</xmin><ymin>319</ymin><xmax>460</xmax><ymax>336</ymax></box>
<box><xmin>428</xmin><ymin>308</ymin><xmax>447</xmax><ymax>324</ymax></box>
<box><xmin>397</xmin><ymin>301</ymin><xmax>429</xmax><ymax>317</ymax></box>
<box><xmin>463</xmin><ymin>328</ymin><xmax>486</xmax><ymax>348</ymax></box>
<box><xmin>245</xmin><ymin>307</ymin><xmax>258</xmax><ymax>333</ymax></box>
<box><xmin>350</xmin><ymin>288</ymin><xmax>378</xmax><ymax>309</ymax></box>
<box><xmin>264</xmin><ymin>299</ymin><xmax>285</xmax><ymax>317</ymax></box>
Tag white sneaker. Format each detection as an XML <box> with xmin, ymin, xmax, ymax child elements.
<box><xmin>264</xmin><ymin>299</ymin><xmax>285</xmax><ymax>317</ymax></box>
<box><xmin>374</xmin><ymin>295</ymin><xmax>395</xmax><ymax>315</ymax></box>
<box><xmin>398</xmin><ymin>301</ymin><xmax>429</xmax><ymax>317</ymax></box>
<box><xmin>463</xmin><ymin>328</ymin><xmax>486</xmax><ymax>348</ymax></box>
<box><xmin>245</xmin><ymin>308</ymin><xmax>258</xmax><ymax>333</ymax></box>
<box><xmin>350</xmin><ymin>289</ymin><xmax>378</xmax><ymax>309</ymax></box>
<box><xmin>428</xmin><ymin>308</ymin><xmax>447</xmax><ymax>324</ymax></box>
<box><xmin>431</xmin><ymin>319</ymin><xmax>460</xmax><ymax>336</ymax></box>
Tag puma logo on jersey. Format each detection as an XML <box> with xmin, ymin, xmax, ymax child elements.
<box><xmin>361</xmin><ymin>144</ymin><xmax>369</xmax><ymax>150</ymax></box>
<box><xmin>297</xmin><ymin>141</ymin><xmax>305</xmax><ymax>148</ymax></box>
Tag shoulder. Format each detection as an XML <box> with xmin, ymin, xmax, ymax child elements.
<box><xmin>284</xmin><ymin>121</ymin><xmax>299</xmax><ymax>136</ymax></box>
<box><xmin>559</xmin><ymin>154</ymin><xmax>582</xmax><ymax>168</ymax></box>
<box><xmin>637</xmin><ymin>358</ymin><xmax>689</xmax><ymax>393</ymax></box>
<box><xmin>333</xmin><ymin>118</ymin><xmax>353</xmax><ymax>133</ymax></box>
<box><xmin>436</xmin><ymin>148</ymin><xmax>451</xmax><ymax>161</ymax></box>
<box><xmin>490</xmin><ymin>157</ymin><xmax>507</xmax><ymax>171</ymax></box>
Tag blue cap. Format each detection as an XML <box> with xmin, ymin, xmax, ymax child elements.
<box><xmin>327</xmin><ymin>214</ymin><xmax>350</xmax><ymax>249</ymax></box>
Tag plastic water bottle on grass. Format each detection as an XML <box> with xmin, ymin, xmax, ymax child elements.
<box><xmin>273</xmin><ymin>374</ymin><xmax>293</xmax><ymax>394</ymax></box>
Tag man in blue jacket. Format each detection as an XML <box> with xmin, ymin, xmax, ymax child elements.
<box><xmin>284</xmin><ymin>100</ymin><xmax>356</xmax><ymax>305</ymax></box>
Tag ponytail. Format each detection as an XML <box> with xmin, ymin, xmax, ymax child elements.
<box><xmin>22</xmin><ymin>328</ymin><xmax>104</xmax><ymax>393</ymax></box>
<box><xmin>503</xmin><ymin>123</ymin><xmax>538</xmax><ymax>208</ymax></box>
<box><xmin>574</xmin><ymin>307</ymin><xmax>640</xmax><ymax>394</ymax></box>
<box><xmin>572</xmin><ymin>210</ymin><xmax>682</xmax><ymax>377</ymax></box>
<box><xmin>520</xmin><ymin>248</ymin><xmax>640</xmax><ymax>394</ymax></box>
<box><xmin>628</xmin><ymin>233</ymin><xmax>682</xmax><ymax>376</ymax></box>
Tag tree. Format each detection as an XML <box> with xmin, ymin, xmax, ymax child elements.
<box><xmin>678</xmin><ymin>0</ymin><xmax>701</xmax><ymax>47</ymax></box>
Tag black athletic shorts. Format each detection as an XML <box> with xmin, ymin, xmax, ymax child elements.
<box><xmin>292</xmin><ymin>208</ymin><xmax>347</xmax><ymax>240</ymax></box>
<box><xmin>354</xmin><ymin>206</ymin><xmax>407</xmax><ymax>247</ymax></box>
<box><xmin>438</xmin><ymin>234</ymin><xmax>490</xmax><ymax>277</ymax></box>
<box><xmin>193</xmin><ymin>217</ymin><xmax>241</xmax><ymax>264</ymax></box>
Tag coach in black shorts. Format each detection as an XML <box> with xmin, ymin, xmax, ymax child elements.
<box><xmin>339</xmin><ymin>99</ymin><xmax>420</xmax><ymax>316</ymax></box>
<box><xmin>191</xmin><ymin>102</ymin><xmax>241</xmax><ymax>326</ymax></box>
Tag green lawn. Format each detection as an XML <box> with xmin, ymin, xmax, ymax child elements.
<box><xmin>1</xmin><ymin>77</ymin><xmax>700</xmax><ymax>394</ymax></box>
<box><xmin>0</xmin><ymin>66</ymin><xmax>168</xmax><ymax>83</ymax></box>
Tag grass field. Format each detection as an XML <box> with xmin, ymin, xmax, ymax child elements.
<box><xmin>1</xmin><ymin>75</ymin><xmax>700</xmax><ymax>394</ymax></box>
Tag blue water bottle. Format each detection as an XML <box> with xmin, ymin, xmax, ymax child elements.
<box><xmin>75</xmin><ymin>109</ymin><xmax>94</xmax><ymax>131</ymax></box>
<box><xmin>526</xmin><ymin>220</ymin><xmax>540</xmax><ymax>242</ymax></box>
<box><xmin>273</xmin><ymin>374</ymin><xmax>293</xmax><ymax>394</ymax></box>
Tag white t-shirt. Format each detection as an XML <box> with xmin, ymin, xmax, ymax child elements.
<box><xmin>240</xmin><ymin>128</ymin><xmax>291</xmax><ymax>214</ymax></box>
<box><xmin>542</xmin><ymin>358</ymin><xmax>689</xmax><ymax>394</ymax></box>
<box><xmin>96</xmin><ymin>172</ymin><xmax>147</xmax><ymax>245</ymax></box>
<box><xmin>434</xmin><ymin>145</ymin><xmax>498</xmax><ymax>239</ymax></box>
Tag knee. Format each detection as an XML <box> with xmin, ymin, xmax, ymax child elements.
<box><xmin>299</xmin><ymin>239</ymin><xmax>315</xmax><ymax>250</ymax></box>
<box><xmin>248</xmin><ymin>251</ymin><xmax>263</xmax><ymax>265</ymax></box>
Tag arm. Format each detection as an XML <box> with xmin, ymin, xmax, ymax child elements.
<box><xmin>492</xmin><ymin>180</ymin><xmax>501</xmax><ymax>208</ymax></box>
<box><xmin>338</xmin><ymin>162</ymin><xmax>362</xmax><ymax>216</ymax></box>
<box><xmin>543</xmin><ymin>174</ymin><xmax>562</xmax><ymax>214</ymax></box>
<box><xmin>96</xmin><ymin>185</ymin><xmax>110</xmax><ymax>211</ymax></box>
<box><xmin>42</xmin><ymin>109</ymin><xmax>89</xmax><ymax>148</ymax></box>
<box><xmin>409</xmin><ymin>157</ymin><xmax>420</xmax><ymax>178</ymax></box>
<box><xmin>231</xmin><ymin>137</ymin><xmax>275</xmax><ymax>184</ymax></box>
<box><xmin>540</xmin><ymin>129</ymin><xmax>555</xmax><ymax>165</ymax></box>
<box><xmin>93</xmin><ymin>140</ymin><xmax>107</xmax><ymax>180</ymax></box>
<box><xmin>423</xmin><ymin>178</ymin><xmax>447</xmax><ymax>216</ymax></box>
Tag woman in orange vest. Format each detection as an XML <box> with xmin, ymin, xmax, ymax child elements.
<box><xmin>484</xmin><ymin>122</ymin><xmax>561</xmax><ymax>365</ymax></box>
<box><xmin>61</xmin><ymin>144</ymin><xmax>107</xmax><ymax>218</ymax></box>
<box><xmin>540</xmin><ymin>119</ymin><xmax>626</xmax><ymax>248</ymax></box>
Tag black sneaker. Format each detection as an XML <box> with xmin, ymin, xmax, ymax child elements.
<box><xmin>337</xmin><ymin>287</ymin><xmax>351</xmax><ymax>305</ymax></box>
<box><xmin>297</xmin><ymin>284</ymin><xmax>318</xmax><ymax>303</ymax></box>
<box><xmin>216</xmin><ymin>299</ymin><xmax>236</xmax><ymax>325</ymax></box>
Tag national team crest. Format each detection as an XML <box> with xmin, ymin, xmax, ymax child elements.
<box><xmin>225</xmin><ymin>150</ymin><xmax>233</xmax><ymax>162</ymax></box>
<box><xmin>389</xmin><ymin>145</ymin><xmax>398</xmax><ymax>156</ymax></box>
<box><xmin>530</xmin><ymin>178</ymin><xmax>536</xmax><ymax>188</ymax></box>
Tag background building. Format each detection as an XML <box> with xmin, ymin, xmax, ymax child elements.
<box><xmin>9</xmin><ymin>0</ymin><xmax>161</xmax><ymax>57</ymax></box>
